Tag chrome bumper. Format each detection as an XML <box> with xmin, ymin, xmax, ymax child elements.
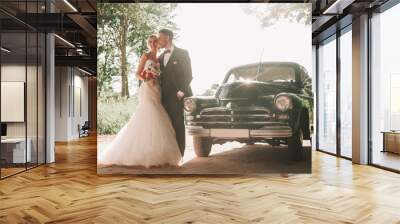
<box><xmin>186</xmin><ymin>126</ymin><xmax>292</xmax><ymax>139</ymax></box>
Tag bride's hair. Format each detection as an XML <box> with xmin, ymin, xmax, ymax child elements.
<box><xmin>148</xmin><ymin>34</ymin><xmax>157</xmax><ymax>40</ymax></box>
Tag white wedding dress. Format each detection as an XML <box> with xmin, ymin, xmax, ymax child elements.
<box><xmin>98</xmin><ymin>60</ymin><xmax>182</xmax><ymax>167</ymax></box>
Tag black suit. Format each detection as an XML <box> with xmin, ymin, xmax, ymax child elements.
<box><xmin>159</xmin><ymin>46</ymin><xmax>193</xmax><ymax>156</ymax></box>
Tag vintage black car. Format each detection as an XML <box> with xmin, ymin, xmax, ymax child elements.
<box><xmin>183</xmin><ymin>62</ymin><xmax>313</xmax><ymax>160</ymax></box>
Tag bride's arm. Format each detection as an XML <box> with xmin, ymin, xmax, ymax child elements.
<box><xmin>135</xmin><ymin>54</ymin><xmax>147</xmax><ymax>80</ymax></box>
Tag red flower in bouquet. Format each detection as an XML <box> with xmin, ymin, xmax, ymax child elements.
<box><xmin>141</xmin><ymin>61</ymin><xmax>160</xmax><ymax>81</ymax></box>
<box><xmin>141</xmin><ymin>68</ymin><xmax>156</xmax><ymax>80</ymax></box>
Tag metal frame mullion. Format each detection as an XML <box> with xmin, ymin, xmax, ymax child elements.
<box><xmin>25</xmin><ymin>0</ymin><xmax>28</xmax><ymax>171</ymax></box>
<box><xmin>367</xmin><ymin>10</ymin><xmax>373</xmax><ymax>165</ymax></box>
<box><xmin>336</xmin><ymin>29</ymin><xmax>341</xmax><ymax>157</ymax></box>
<box><xmin>315</xmin><ymin>44</ymin><xmax>320</xmax><ymax>151</ymax></box>
<box><xmin>0</xmin><ymin>21</ymin><xmax>2</xmax><ymax>179</ymax></box>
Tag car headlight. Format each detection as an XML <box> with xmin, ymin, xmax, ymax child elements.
<box><xmin>274</xmin><ymin>94</ymin><xmax>293</xmax><ymax>112</ymax></box>
<box><xmin>184</xmin><ymin>98</ymin><xmax>197</xmax><ymax>113</ymax></box>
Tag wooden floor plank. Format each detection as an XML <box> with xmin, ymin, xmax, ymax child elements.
<box><xmin>0</xmin><ymin>135</ymin><xmax>399</xmax><ymax>223</ymax></box>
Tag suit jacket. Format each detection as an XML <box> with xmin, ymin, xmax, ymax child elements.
<box><xmin>159</xmin><ymin>47</ymin><xmax>193</xmax><ymax>99</ymax></box>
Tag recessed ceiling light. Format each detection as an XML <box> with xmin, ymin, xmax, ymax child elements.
<box><xmin>54</xmin><ymin>34</ymin><xmax>75</xmax><ymax>48</ymax></box>
<box><xmin>323</xmin><ymin>0</ymin><xmax>355</xmax><ymax>15</ymax></box>
<box><xmin>1</xmin><ymin>47</ymin><xmax>11</xmax><ymax>53</ymax></box>
<box><xmin>78</xmin><ymin>67</ymin><xmax>92</xmax><ymax>76</ymax></box>
<box><xmin>63</xmin><ymin>0</ymin><xmax>78</xmax><ymax>12</ymax></box>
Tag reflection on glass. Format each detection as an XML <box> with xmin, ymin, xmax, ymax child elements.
<box><xmin>27</xmin><ymin>31</ymin><xmax>38</xmax><ymax>169</ymax></box>
<box><xmin>371</xmin><ymin>4</ymin><xmax>400</xmax><ymax>171</ymax></box>
<box><xmin>318</xmin><ymin>37</ymin><xmax>337</xmax><ymax>154</ymax></box>
<box><xmin>340</xmin><ymin>29</ymin><xmax>352</xmax><ymax>158</ymax></box>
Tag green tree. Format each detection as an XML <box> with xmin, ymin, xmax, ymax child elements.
<box><xmin>241</xmin><ymin>3</ymin><xmax>311</xmax><ymax>27</ymax></box>
<box><xmin>97</xmin><ymin>25</ymin><xmax>118</xmax><ymax>97</ymax></box>
<box><xmin>98</xmin><ymin>3</ymin><xmax>177</xmax><ymax>98</ymax></box>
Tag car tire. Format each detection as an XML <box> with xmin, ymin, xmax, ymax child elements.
<box><xmin>193</xmin><ymin>137</ymin><xmax>212</xmax><ymax>157</ymax></box>
<box><xmin>288</xmin><ymin>129</ymin><xmax>303</xmax><ymax>161</ymax></box>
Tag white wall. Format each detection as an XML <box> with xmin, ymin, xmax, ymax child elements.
<box><xmin>54</xmin><ymin>67</ymin><xmax>89</xmax><ymax>141</ymax></box>
<box><xmin>55</xmin><ymin>66</ymin><xmax>69</xmax><ymax>141</ymax></box>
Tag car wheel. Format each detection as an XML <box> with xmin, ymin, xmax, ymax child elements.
<box><xmin>193</xmin><ymin>137</ymin><xmax>212</xmax><ymax>157</ymax></box>
<box><xmin>288</xmin><ymin>129</ymin><xmax>303</xmax><ymax>161</ymax></box>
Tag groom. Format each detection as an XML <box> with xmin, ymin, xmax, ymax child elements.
<box><xmin>158</xmin><ymin>28</ymin><xmax>193</xmax><ymax>156</ymax></box>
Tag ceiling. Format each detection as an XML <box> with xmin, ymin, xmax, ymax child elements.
<box><xmin>0</xmin><ymin>0</ymin><xmax>97</xmax><ymax>75</ymax></box>
<box><xmin>0</xmin><ymin>0</ymin><xmax>396</xmax><ymax>75</ymax></box>
<box><xmin>311</xmin><ymin>0</ymin><xmax>391</xmax><ymax>44</ymax></box>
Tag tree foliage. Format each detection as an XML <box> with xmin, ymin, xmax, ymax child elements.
<box><xmin>97</xmin><ymin>3</ymin><xmax>177</xmax><ymax>98</ymax></box>
<box><xmin>241</xmin><ymin>3</ymin><xmax>311</xmax><ymax>27</ymax></box>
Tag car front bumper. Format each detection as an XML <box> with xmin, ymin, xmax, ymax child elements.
<box><xmin>186</xmin><ymin>125</ymin><xmax>292</xmax><ymax>139</ymax></box>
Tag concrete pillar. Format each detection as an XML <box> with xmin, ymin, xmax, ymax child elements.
<box><xmin>352</xmin><ymin>14</ymin><xmax>369</xmax><ymax>164</ymax></box>
<box><xmin>46</xmin><ymin>1</ymin><xmax>55</xmax><ymax>163</ymax></box>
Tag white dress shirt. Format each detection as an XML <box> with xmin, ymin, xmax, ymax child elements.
<box><xmin>163</xmin><ymin>45</ymin><xmax>175</xmax><ymax>66</ymax></box>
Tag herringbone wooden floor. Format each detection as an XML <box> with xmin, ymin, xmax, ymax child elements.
<box><xmin>1</xmin><ymin>135</ymin><xmax>400</xmax><ymax>224</ymax></box>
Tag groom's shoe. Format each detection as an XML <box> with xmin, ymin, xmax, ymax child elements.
<box><xmin>179</xmin><ymin>146</ymin><xmax>185</xmax><ymax>157</ymax></box>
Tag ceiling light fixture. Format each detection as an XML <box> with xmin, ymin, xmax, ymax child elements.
<box><xmin>54</xmin><ymin>34</ymin><xmax>75</xmax><ymax>48</ymax></box>
<box><xmin>63</xmin><ymin>0</ymin><xmax>78</xmax><ymax>12</ymax></box>
<box><xmin>322</xmin><ymin>0</ymin><xmax>354</xmax><ymax>15</ymax></box>
<box><xmin>1</xmin><ymin>47</ymin><xmax>11</xmax><ymax>53</ymax></box>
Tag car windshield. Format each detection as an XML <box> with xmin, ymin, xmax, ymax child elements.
<box><xmin>226</xmin><ymin>65</ymin><xmax>297</xmax><ymax>84</ymax></box>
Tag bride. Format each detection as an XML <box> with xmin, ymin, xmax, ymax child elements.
<box><xmin>98</xmin><ymin>35</ymin><xmax>182</xmax><ymax>168</ymax></box>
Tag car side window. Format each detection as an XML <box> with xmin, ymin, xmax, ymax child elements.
<box><xmin>227</xmin><ymin>73</ymin><xmax>237</xmax><ymax>83</ymax></box>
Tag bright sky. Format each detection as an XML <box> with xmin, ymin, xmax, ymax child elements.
<box><xmin>172</xmin><ymin>3</ymin><xmax>311</xmax><ymax>94</ymax></box>
<box><xmin>121</xmin><ymin>3</ymin><xmax>311</xmax><ymax>95</ymax></box>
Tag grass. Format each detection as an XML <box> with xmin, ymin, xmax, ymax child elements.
<box><xmin>97</xmin><ymin>95</ymin><xmax>138</xmax><ymax>135</ymax></box>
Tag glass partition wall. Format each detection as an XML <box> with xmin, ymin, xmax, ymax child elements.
<box><xmin>0</xmin><ymin>2</ymin><xmax>46</xmax><ymax>179</ymax></box>
<box><xmin>316</xmin><ymin>26</ymin><xmax>353</xmax><ymax>159</ymax></box>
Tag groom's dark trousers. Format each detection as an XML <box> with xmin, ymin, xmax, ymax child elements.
<box><xmin>159</xmin><ymin>47</ymin><xmax>193</xmax><ymax>156</ymax></box>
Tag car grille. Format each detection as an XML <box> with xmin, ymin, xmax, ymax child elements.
<box><xmin>196</xmin><ymin>107</ymin><xmax>279</xmax><ymax>128</ymax></box>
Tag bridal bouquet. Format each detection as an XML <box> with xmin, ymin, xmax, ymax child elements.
<box><xmin>141</xmin><ymin>60</ymin><xmax>160</xmax><ymax>81</ymax></box>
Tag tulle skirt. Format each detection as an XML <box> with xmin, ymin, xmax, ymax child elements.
<box><xmin>98</xmin><ymin>81</ymin><xmax>182</xmax><ymax>167</ymax></box>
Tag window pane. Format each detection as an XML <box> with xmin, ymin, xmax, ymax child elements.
<box><xmin>340</xmin><ymin>29</ymin><xmax>352</xmax><ymax>158</ymax></box>
<box><xmin>318</xmin><ymin>37</ymin><xmax>337</xmax><ymax>154</ymax></box>
<box><xmin>371</xmin><ymin>4</ymin><xmax>400</xmax><ymax>171</ymax></box>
